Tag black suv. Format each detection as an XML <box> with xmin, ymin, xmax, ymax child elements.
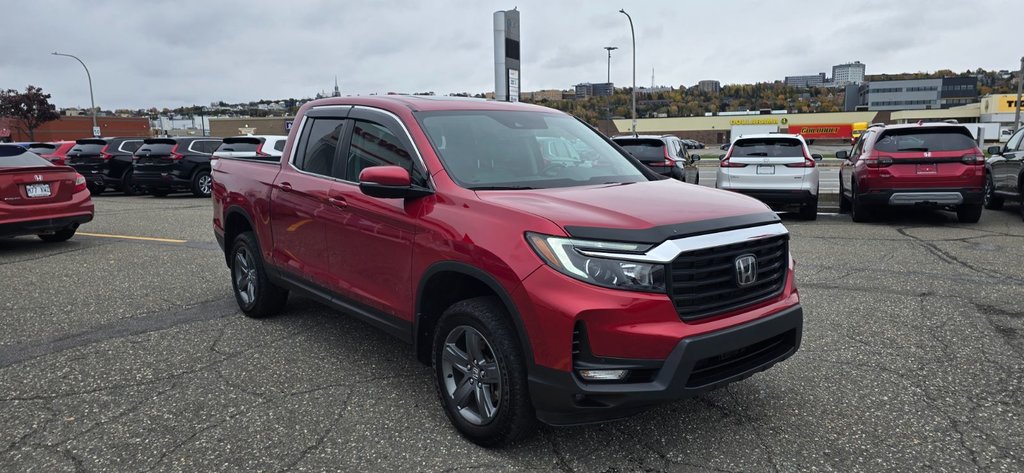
<box><xmin>984</xmin><ymin>127</ymin><xmax>1024</xmax><ymax>220</ymax></box>
<box><xmin>132</xmin><ymin>137</ymin><xmax>223</xmax><ymax>197</ymax></box>
<box><xmin>611</xmin><ymin>135</ymin><xmax>701</xmax><ymax>184</ymax></box>
<box><xmin>65</xmin><ymin>137</ymin><xmax>146</xmax><ymax>195</ymax></box>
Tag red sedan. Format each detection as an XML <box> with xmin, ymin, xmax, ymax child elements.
<box><xmin>27</xmin><ymin>141</ymin><xmax>76</xmax><ymax>165</ymax></box>
<box><xmin>1</xmin><ymin>145</ymin><xmax>94</xmax><ymax>242</ymax></box>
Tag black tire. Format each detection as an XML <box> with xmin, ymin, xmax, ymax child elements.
<box><xmin>839</xmin><ymin>181</ymin><xmax>851</xmax><ymax>213</ymax></box>
<box><xmin>799</xmin><ymin>196</ymin><xmax>818</xmax><ymax>220</ymax></box>
<box><xmin>850</xmin><ymin>181</ymin><xmax>874</xmax><ymax>223</ymax></box>
<box><xmin>432</xmin><ymin>296</ymin><xmax>535</xmax><ymax>447</ymax></box>
<box><xmin>121</xmin><ymin>170</ymin><xmax>140</xmax><ymax>196</ymax></box>
<box><xmin>693</xmin><ymin>173</ymin><xmax>700</xmax><ymax>185</ymax></box>
<box><xmin>191</xmin><ymin>170</ymin><xmax>212</xmax><ymax>198</ymax></box>
<box><xmin>38</xmin><ymin>227</ymin><xmax>76</xmax><ymax>242</ymax></box>
<box><xmin>87</xmin><ymin>183</ymin><xmax>104</xmax><ymax>195</ymax></box>
<box><xmin>983</xmin><ymin>173</ymin><xmax>1003</xmax><ymax>210</ymax></box>
<box><xmin>956</xmin><ymin>203</ymin><xmax>983</xmax><ymax>223</ymax></box>
<box><xmin>230</xmin><ymin>231</ymin><xmax>288</xmax><ymax>318</ymax></box>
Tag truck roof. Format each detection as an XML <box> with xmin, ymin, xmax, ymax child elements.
<box><xmin>301</xmin><ymin>95</ymin><xmax>558</xmax><ymax>113</ymax></box>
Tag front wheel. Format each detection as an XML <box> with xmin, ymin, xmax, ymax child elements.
<box><xmin>38</xmin><ymin>227</ymin><xmax>77</xmax><ymax>242</ymax></box>
<box><xmin>956</xmin><ymin>203</ymin><xmax>983</xmax><ymax>223</ymax></box>
<box><xmin>191</xmin><ymin>170</ymin><xmax>213</xmax><ymax>198</ymax></box>
<box><xmin>983</xmin><ymin>174</ymin><xmax>1003</xmax><ymax>210</ymax></box>
<box><xmin>121</xmin><ymin>170</ymin><xmax>140</xmax><ymax>196</ymax></box>
<box><xmin>432</xmin><ymin>297</ymin><xmax>535</xmax><ymax>447</ymax></box>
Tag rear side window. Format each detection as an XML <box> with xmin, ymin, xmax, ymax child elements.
<box><xmin>874</xmin><ymin>128</ymin><xmax>977</xmax><ymax>153</ymax></box>
<box><xmin>217</xmin><ymin>138</ymin><xmax>261</xmax><ymax>153</ymax></box>
<box><xmin>614</xmin><ymin>139</ymin><xmax>666</xmax><ymax>162</ymax></box>
<box><xmin>119</xmin><ymin>140</ymin><xmax>143</xmax><ymax>153</ymax></box>
<box><xmin>273</xmin><ymin>140</ymin><xmax>286</xmax><ymax>152</ymax></box>
<box><xmin>344</xmin><ymin>120</ymin><xmax>414</xmax><ymax>181</ymax></box>
<box><xmin>0</xmin><ymin>146</ymin><xmax>51</xmax><ymax>167</ymax></box>
<box><xmin>296</xmin><ymin>118</ymin><xmax>346</xmax><ymax>176</ymax></box>
<box><xmin>189</xmin><ymin>140</ymin><xmax>221</xmax><ymax>154</ymax></box>
<box><xmin>731</xmin><ymin>138</ymin><xmax>804</xmax><ymax>157</ymax></box>
<box><xmin>69</xmin><ymin>143</ymin><xmax>104</xmax><ymax>155</ymax></box>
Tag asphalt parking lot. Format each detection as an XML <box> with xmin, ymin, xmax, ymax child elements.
<box><xmin>2</xmin><ymin>195</ymin><xmax>1022</xmax><ymax>472</ymax></box>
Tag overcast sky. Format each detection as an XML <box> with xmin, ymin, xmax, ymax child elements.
<box><xmin>1</xmin><ymin>0</ymin><xmax>1019</xmax><ymax>110</ymax></box>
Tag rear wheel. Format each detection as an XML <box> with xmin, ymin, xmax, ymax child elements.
<box><xmin>192</xmin><ymin>170</ymin><xmax>212</xmax><ymax>197</ymax></box>
<box><xmin>121</xmin><ymin>170</ymin><xmax>140</xmax><ymax>196</ymax></box>
<box><xmin>983</xmin><ymin>174</ymin><xmax>1003</xmax><ymax>210</ymax></box>
<box><xmin>432</xmin><ymin>297</ymin><xmax>535</xmax><ymax>447</ymax></box>
<box><xmin>850</xmin><ymin>182</ymin><xmax>874</xmax><ymax>222</ymax></box>
<box><xmin>839</xmin><ymin>181</ymin><xmax>851</xmax><ymax>213</ymax></box>
<box><xmin>230</xmin><ymin>231</ymin><xmax>288</xmax><ymax>318</ymax></box>
<box><xmin>38</xmin><ymin>227</ymin><xmax>76</xmax><ymax>243</ymax></box>
<box><xmin>799</xmin><ymin>196</ymin><xmax>818</xmax><ymax>220</ymax></box>
<box><xmin>87</xmin><ymin>183</ymin><xmax>104</xmax><ymax>195</ymax></box>
<box><xmin>956</xmin><ymin>203</ymin><xmax>983</xmax><ymax>223</ymax></box>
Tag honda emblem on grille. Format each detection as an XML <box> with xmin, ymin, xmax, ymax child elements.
<box><xmin>735</xmin><ymin>254</ymin><xmax>758</xmax><ymax>287</ymax></box>
<box><xmin>34</xmin><ymin>175</ymin><xmax>44</xmax><ymax>182</ymax></box>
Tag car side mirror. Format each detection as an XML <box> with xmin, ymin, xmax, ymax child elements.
<box><xmin>835</xmin><ymin>150</ymin><xmax>849</xmax><ymax>160</ymax></box>
<box><xmin>812</xmin><ymin>154</ymin><xmax>823</xmax><ymax>161</ymax></box>
<box><xmin>358</xmin><ymin>165</ymin><xmax>432</xmax><ymax>199</ymax></box>
<box><xmin>718</xmin><ymin>154</ymin><xmax>726</xmax><ymax>161</ymax></box>
<box><xmin>987</xmin><ymin>146</ymin><xmax>1002</xmax><ymax>155</ymax></box>
<box><xmin>691</xmin><ymin>154</ymin><xmax>701</xmax><ymax>161</ymax></box>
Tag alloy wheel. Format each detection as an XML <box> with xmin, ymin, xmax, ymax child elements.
<box><xmin>441</xmin><ymin>325</ymin><xmax>502</xmax><ymax>425</ymax></box>
<box><xmin>199</xmin><ymin>174</ymin><xmax>213</xmax><ymax>196</ymax></box>
<box><xmin>233</xmin><ymin>246</ymin><xmax>257</xmax><ymax>306</ymax></box>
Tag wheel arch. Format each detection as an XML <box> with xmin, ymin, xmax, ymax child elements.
<box><xmin>414</xmin><ymin>262</ymin><xmax>534</xmax><ymax>367</ymax></box>
<box><xmin>222</xmin><ymin>206</ymin><xmax>257</xmax><ymax>266</ymax></box>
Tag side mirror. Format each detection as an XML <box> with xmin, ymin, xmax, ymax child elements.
<box><xmin>358</xmin><ymin>165</ymin><xmax>432</xmax><ymax>199</ymax></box>
<box><xmin>812</xmin><ymin>154</ymin><xmax>823</xmax><ymax>161</ymax></box>
<box><xmin>718</xmin><ymin>154</ymin><xmax>726</xmax><ymax>161</ymax></box>
<box><xmin>691</xmin><ymin>154</ymin><xmax>701</xmax><ymax>161</ymax></box>
<box><xmin>987</xmin><ymin>146</ymin><xmax>1002</xmax><ymax>155</ymax></box>
<box><xmin>835</xmin><ymin>150</ymin><xmax>849</xmax><ymax>160</ymax></box>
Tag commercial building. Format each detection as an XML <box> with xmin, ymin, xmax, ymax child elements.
<box><xmin>0</xmin><ymin>116</ymin><xmax>151</xmax><ymax>142</ymax></box>
<box><xmin>832</xmin><ymin>61</ymin><xmax>866</xmax><ymax>85</ymax></box>
<box><xmin>209</xmin><ymin>117</ymin><xmax>293</xmax><ymax>137</ymax></box>
<box><xmin>859</xmin><ymin>77</ymin><xmax>979</xmax><ymax>111</ymax></box>
<box><xmin>574</xmin><ymin>82</ymin><xmax>614</xmax><ymax>98</ymax></box>
<box><xmin>784</xmin><ymin>73</ymin><xmax>827</xmax><ymax>88</ymax></box>
<box><xmin>697</xmin><ymin>80</ymin><xmax>721</xmax><ymax>94</ymax></box>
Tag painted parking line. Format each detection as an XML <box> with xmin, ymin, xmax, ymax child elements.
<box><xmin>77</xmin><ymin>232</ymin><xmax>187</xmax><ymax>244</ymax></box>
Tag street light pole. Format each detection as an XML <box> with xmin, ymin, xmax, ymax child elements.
<box><xmin>603</xmin><ymin>46</ymin><xmax>618</xmax><ymax>84</ymax></box>
<box><xmin>1015</xmin><ymin>56</ymin><xmax>1024</xmax><ymax>133</ymax></box>
<box><xmin>52</xmin><ymin>51</ymin><xmax>98</xmax><ymax>137</ymax></box>
<box><xmin>618</xmin><ymin>9</ymin><xmax>636</xmax><ymax>136</ymax></box>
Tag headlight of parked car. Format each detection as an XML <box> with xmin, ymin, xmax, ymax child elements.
<box><xmin>526</xmin><ymin>233</ymin><xmax>665</xmax><ymax>292</ymax></box>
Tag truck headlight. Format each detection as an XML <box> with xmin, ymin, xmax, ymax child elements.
<box><xmin>526</xmin><ymin>233</ymin><xmax>666</xmax><ymax>293</ymax></box>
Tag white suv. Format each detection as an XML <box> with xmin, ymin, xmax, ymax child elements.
<box><xmin>716</xmin><ymin>133</ymin><xmax>821</xmax><ymax>220</ymax></box>
<box><xmin>211</xmin><ymin>135</ymin><xmax>288</xmax><ymax>163</ymax></box>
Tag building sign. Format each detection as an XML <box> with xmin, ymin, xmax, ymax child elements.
<box><xmin>730</xmin><ymin>117</ymin><xmax>782</xmax><ymax>125</ymax></box>
<box><xmin>285</xmin><ymin>120</ymin><xmax>294</xmax><ymax>130</ymax></box>
<box><xmin>981</xmin><ymin>94</ymin><xmax>1024</xmax><ymax>114</ymax></box>
<box><xmin>788</xmin><ymin>124</ymin><xmax>853</xmax><ymax>139</ymax></box>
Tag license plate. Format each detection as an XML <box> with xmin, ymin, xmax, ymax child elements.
<box><xmin>26</xmin><ymin>183</ymin><xmax>51</xmax><ymax>198</ymax></box>
<box><xmin>916</xmin><ymin>164</ymin><xmax>937</xmax><ymax>174</ymax></box>
<box><xmin>756</xmin><ymin>165</ymin><xmax>775</xmax><ymax>175</ymax></box>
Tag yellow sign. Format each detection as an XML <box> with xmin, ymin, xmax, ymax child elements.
<box><xmin>729</xmin><ymin>118</ymin><xmax>780</xmax><ymax>125</ymax></box>
<box><xmin>983</xmin><ymin>94</ymin><xmax>1024</xmax><ymax>114</ymax></box>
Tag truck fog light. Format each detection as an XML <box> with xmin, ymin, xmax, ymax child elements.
<box><xmin>578</xmin><ymin>369</ymin><xmax>629</xmax><ymax>381</ymax></box>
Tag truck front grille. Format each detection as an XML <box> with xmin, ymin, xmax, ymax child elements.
<box><xmin>668</xmin><ymin>233</ymin><xmax>788</xmax><ymax>321</ymax></box>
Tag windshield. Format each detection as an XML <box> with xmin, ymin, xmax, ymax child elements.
<box><xmin>418</xmin><ymin>110</ymin><xmax>648</xmax><ymax>190</ymax></box>
<box><xmin>731</xmin><ymin>138</ymin><xmax>804</xmax><ymax>157</ymax></box>
<box><xmin>874</xmin><ymin>128</ymin><xmax>977</xmax><ymax>153</ymax></box>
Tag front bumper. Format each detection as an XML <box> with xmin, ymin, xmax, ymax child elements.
<box><xmin>0</xmin><ymin>213</ymin><xmax>93</xmax><ymax>238</ymax></box>
<box><xmin>858</xmin><ymin>188</ymin><xmax>984</xmax><ymax>207</ymax></box>
<box><xmin>727</xmin><ymin>189</ymin><xmax>816</xmax><ymax>206</ymax></box>
<box><xmin>529</xmin><ymin>304</ymin><xmax>803</xmax><ymax>426</ymax></box>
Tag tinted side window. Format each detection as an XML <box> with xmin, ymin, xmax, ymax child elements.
<box><xmin>344</xmin><ymin>120</ymin><xmax>414</xmax><ymax>181</ymax></box>
<box><xmin>1007</xmin><ymin>129</ymin><xmax>1024</xmax><ymax>152</ymax></box>
<box><xmin>119</xmin><ymin>140</ymin><xmax>143</xmax><ymax>153</ymax></box>
<box><xmin>298</xmin><ymin>118</ymin><xmax>346</xmax><ymax>176</ymax></box>
<box><xmin>273</xmin><ymin>140</ymin><xmax>285</xmax><ymax>152</ymax></box>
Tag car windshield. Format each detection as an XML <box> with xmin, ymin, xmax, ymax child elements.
<box><xmin>0</xmin><ymin>146</ymin><xmax>51</xmax><ymax>167</ymax></box>
<box><xmin>613</xmin><ymin>138</ymin><xmax>667</xmax><ymax>162</ymax></box>
<box><xmin>874</xmin><ymin>128</ymin><xmax>977</xmax><ymax>153</ymax></box>
<box><xmin>731</xmin><ymin>138</ymin><xmax>804</xmax><ymax>157</ymax></box>
<box><xmin>418</xmin><ymin>110</ymin><xmax>648</xmax><ymax>190</ymax></box>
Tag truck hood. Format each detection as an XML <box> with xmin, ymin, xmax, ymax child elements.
<box><xmin>475</xmin><ymin>179</ymin><xmax>780</xmax><ymax>244</ymax></box>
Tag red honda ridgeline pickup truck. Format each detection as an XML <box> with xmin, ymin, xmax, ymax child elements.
<box><xmin>212</xmin><ymin>96</ymin><xmax>803</xmax><ymax>446</ymax></box>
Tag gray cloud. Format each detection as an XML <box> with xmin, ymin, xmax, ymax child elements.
<box><xmin>0</xmin><ymin>0</ymin><xmax>1018</xmax><ymax>110</ymax></box>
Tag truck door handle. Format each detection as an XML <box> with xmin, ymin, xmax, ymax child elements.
<box><xmin>328</xmin><ymin>197</ymin><xmax>348</xmax><ymax>209</ymax></box>
<box><xmin>278</xmin><ymin>182</ymin><xmax>292</xmax><ymax>192</ymax></box>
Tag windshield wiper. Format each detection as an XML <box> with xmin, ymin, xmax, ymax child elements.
<box><xmin>467</xmin><ymin>185</ymin><xmax>535</xmax><ymax>190</ymax></box>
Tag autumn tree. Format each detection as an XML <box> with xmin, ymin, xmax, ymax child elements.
<box><xmin>0</xmin><ymin>85</ymin><xmax>60</xmax><ymax>141</ymax></box>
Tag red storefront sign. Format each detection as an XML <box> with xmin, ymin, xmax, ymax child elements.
<box><xmin>788</xmin><ymin>124</ymin><xmax>853</xmax><ymax>139</ymax></box>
